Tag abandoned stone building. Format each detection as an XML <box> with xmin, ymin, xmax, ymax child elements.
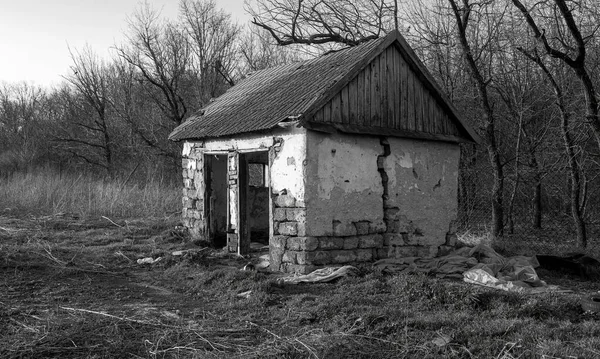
<box><xmin>169</xmin><ymin>30</ymin><xmax>479</xmax><ymax>274</ymax></box>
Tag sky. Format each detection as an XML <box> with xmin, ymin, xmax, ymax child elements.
<box><xmin>0</xmin><ymin>0</ymin><xmax>249</xmax><ymax>88</ymax></box>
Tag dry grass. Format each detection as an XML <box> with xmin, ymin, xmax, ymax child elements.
<box><xmin>0</xmin><ymin>169</ymin><xmax>181</xmax><ymax>218</ymax></box>
<box><xmin>4</xmin><ymin>215</ymin><xmax>600</xmax><ymax>358</ymax></box>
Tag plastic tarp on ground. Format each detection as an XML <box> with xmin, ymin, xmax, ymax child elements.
<box><xmin>374</xmin><ymin>244</ymin><xmax>569</xmax><ymax>294</ymax></box>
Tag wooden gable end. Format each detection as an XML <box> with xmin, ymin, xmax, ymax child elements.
<box><xmin>308</xmin><ymin>44</ymin><xmax>464</xmax><ymax>142</ymax></box>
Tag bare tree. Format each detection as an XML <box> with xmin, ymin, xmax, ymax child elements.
<box><xmin>248</xmin><ymin>0</ymin><xmax>396</xmax><ymax>46</ymax></box>
<box><xmin>180</xmin><ymin>0</ymin><xmax>240</xmax><ymax>94</ymax></box>
<box><xmin>510</xmin><ymin>0</ymin><xmax>600</xmax><ymax>150</ymax></box>
<box><xmin>0</xmin><ymin>82</ymin><xmax>46</xmax><ymax>173</ymax></box>
<box><xmin>115</xmin><ymin>3</ymin><xmax>193</xmax><ymax>126</ymax></box>
<box><xmin>445</xmin><ymin>0</ymin><xmax>509</xmax><ymax>238</ymax></box>
<box><xmin>238</xmin><ymin>26</ymin><xmax>306</xmax><ymax>72</ymax></box>
<box><xmin>60</xmin><ymin>46</ymin><xmax>114</xmax><ymax>174</ymax></box>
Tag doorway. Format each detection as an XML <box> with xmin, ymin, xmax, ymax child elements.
<box><xmin>204</xmin><ymin>150</ymin><xmax>270</xmax><ymax>254</ymax></box>
<box><xmin>204</xmin><ymin>154</ymin><xmax>228</xmax><ymax>248</ymax></box>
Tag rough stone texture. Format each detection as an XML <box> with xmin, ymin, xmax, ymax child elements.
<box><xmin>333</xmin><ymin>221</ymin><xmax>358</xmax><ymax>236</ymax></box>
<box><xmin>298</xmin><ymin>237</ymin><xmax>319</xmax><ymax>251</ymax></box>
<box><xmin>281</xmin><ymin>263</ymin><xmax>317</xmax><ymax>275</ymax></box>
<box><xmin>343</xmin><ymin>236</ymin><xmax>360</xmax><ymax>250</ymax></box>
<box><xmin>270</xmin><ymin>235</ymin><xmax>288</xmax><ymax>271</ymax></box>
<box><xmin>286</xmin><ymin>208</ymin><xmax>306</xmax><ymax>222</ymax></box>
<box><xmin>391</xmin><ymin>245</ymin><xmax>435</xmax><ymax>258</ymax></box>
<box><xmin>369</xmin><ymin>220</ymin><xmax>387</xmax><ymax>234</ymax></box>
<box><xmin>273</xmin><ymin>208</ymin><xmax>287</xmax><ymax>221</ymax></box>
<box><xmin>318</xmin><ymin>237</ymin><xmax>345</xmax><ymax>250</ymax></box>
<box><xmin>282</xmin><ymin>251</ymin><xmax>297</xmax><ymax>264</ymax></box>
<box><xmin>355</xmin><ymin>249</ymin><xmax>373</xmax><ymax>262</ymax></box>
<box><xmin>354</xmin><ymin>221</ymin><xmax>371</xmax><ymax>235</ymax></box>
<box><xmin>299</xmin><ymin>251</ymin><xmax>331</xmax><ymax>265</ymax></box>
<box><xmin>385</xmin><ymin>220</ymin><xmax>400</xmax><ymax>233</ymax></box>
<box><xmin>375</xmin><ymin>247</ymin><xmax>391</xmax><ymax>260</ymax></box>
<box><xmin>384</xmin><ymin>207</ymin><xmax>400</xmax><ymax>220</ymax></box>
<box><xmin>446</xmin><ymin>233</ymin><xmax>457</xmax><ymax>247</ymax></box>
<box><xmin>275</xmin><ymin>194</ymin><xmax>296</xmax><ymax>208</ymax></box>
<box><xmin>383</xmin><ymin>233</ymin><xmax>404</xmax><ymax>246</ymax></box>
<box><xmin>358</xmin><ymin>234</ymin><xmax>384</xmax><ymax>248</ymax></box>
<box><xmin>279</xmin><ymin>222</ymin><xmax>298</xmax><ymax>236</ymax></box>
<box><xmin>437</xmin><ymin>245</ymin><xmax>454</xmax><ymax>256</ymax></box>
<box><xmin>330</xmin><ymin>250</ymin><xmax>358</xmax><ymax>264</ymax></box>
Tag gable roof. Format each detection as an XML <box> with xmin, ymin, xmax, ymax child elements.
<box><xmin>169</xmin><ymin>30</ymin><xmax>479</xmax><ymax>143</ymax></box>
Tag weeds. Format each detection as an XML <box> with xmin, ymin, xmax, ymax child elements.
<box><xmin>0</xmin><ymin>169</ymin><xmax>180</xmax><ymax>218</ymax></box>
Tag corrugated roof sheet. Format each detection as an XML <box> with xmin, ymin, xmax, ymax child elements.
<box><xmin>169</xmin><ymin>35</ymin><xmax>386</xmax><ymax>141</ymax></box>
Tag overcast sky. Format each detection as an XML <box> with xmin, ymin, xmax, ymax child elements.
<box><xmin>0</xmin><ymin>0</ymin><xmax>249</xmax><ymax>88</ymax></box>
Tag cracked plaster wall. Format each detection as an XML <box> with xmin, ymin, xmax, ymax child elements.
<box><xmin>384</xmin><ymin>138</ymin><xmax>460</xmax><ymax>256</ymax></box>
<box><xmin>305</xmin><ymin>131</ymin><xmax>385</xmax><ymax>237</ymax></box>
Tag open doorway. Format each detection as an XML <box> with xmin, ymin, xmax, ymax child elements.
<box><xmin>204</xmin><ymin>150</ymin><xmax>270</xmax><ymax>253</ymax></box>
<box><xmin>244</xmin><ymin>151</ymin><xmax>269</xmax><ymax>245</ymax></box>
<box><xmin>204</xmin><ymin>154</ymin><xmax>228</xmax><ymax>248</ymax></box>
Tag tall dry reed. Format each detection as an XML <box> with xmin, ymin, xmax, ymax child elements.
<box><xmin>0</xmin><ymin>169</ymin><xmax>181</xmax><ymax>218</ymax></box>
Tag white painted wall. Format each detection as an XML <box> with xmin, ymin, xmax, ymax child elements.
<box><xmin>190</xmin><ymin>127</ymin><xmax>308</xmax><ymax>205</ymax></box>
<box><xmin>305</xmin><ymin>131</ymin><xmax>384</xmax><ymax>236</ymax></box>
<box><xmin>385</xmin><ymin>138</ymin><xmax>460</xmax><ymax>246</ymax></box>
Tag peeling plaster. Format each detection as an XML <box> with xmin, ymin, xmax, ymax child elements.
<box><xmin>385</xmin><ymin>137</ymin><xmax>460</xmax><ymax>247</ymax></box>
<box><xmin>305</xmin><ymin>131</ymin><xmax>384</xmax><ymax>236</ymax></box>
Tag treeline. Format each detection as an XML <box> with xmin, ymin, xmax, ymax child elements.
<box><xmin>0</xmin><ymin>0</ymin><xmax>302</xmax><ymax>182</ymax></box>
<box><xmin>2</xmin><ymin>0</ymin><xmax>600</xmax><ymax>246</ymax></box>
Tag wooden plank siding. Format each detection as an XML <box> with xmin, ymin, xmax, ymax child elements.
<box><xmin>308</xmin><ymin>44</ymin><xmax>461</xmax><ymax>139</ymax></box>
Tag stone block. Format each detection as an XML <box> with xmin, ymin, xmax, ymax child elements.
<box><xmin>271</xmin><ymin>235</ymin><xmax>288</xmax><ymax>250</ymax></box>
<box><xmin>318</xmin><ymin>237</ymin><xmax>344</xmax><ymax>250</ymax></box>
<box><xmin>385</xmin><ymin>220</ymin><xmax>400</xmax><ymax>233</ymax></box>
<box><xmin>297</xmin><ymin>237</ymin><xmax>319</xmax><ymax>251</ymax></box>
<box><xmin>355</xmin><ymin>249</ymin><xmax>373</xmax><ymax>262</ymax></box>
<box><xmin>273</xmin><ymin>221</ymin><xmax>280</xmax><ymax>235</ymax></box>
<box><xmin>182</xmin><ymin>169</ymin><xmax>189</xmax><ymax>179</ymax></box>
<box><xmin>353</xmin><ymin>221</ymin><xmax>370</xmax><ymax>235</ymax></box>
<box><xmin>358</xmin><ymin>234</ymin><xmax>383</xmax><ymax>248</ymax></box>
<box><xmin>183</xmin><ymin>179</ymin><xmax>193</xmax><ymax>189</ymax></box>
<box><xmin>330</xmin><ymin>250</ymin><xmax>358</xmax><ymax>264</ymax></box>
<box><xmin>281</xmin><ymin>264</ymin><xmax>317</xmax><ymax>275</ymax></box>
<box><xmin>193</xmin><ymin>171</ymin><xmax>203</xmax><ymax>186</ymax></box>
<box><xmin>182</xmin><ymin>197</ymin><xmax>194</xmax><ymax>208</ymax></box>
<box><xmin>392</xmin><ymin>245</ymin><xmax>419</xmax><ymax>258</ymax></box>
<box><xmin>384</xmin><ymin>233</ymin><xmax>404</xmax><ymax>246</ymax></box>
<box><xmin>286</xmin><ymin>208</ymin><xmax>306</xmax><ymax>222</ymax></box>
<box><xmin>398</xmin><ymin>215</ymin><xmax>413</xmax><ymax>233</ymax></box>
<box><xmin>333</xmin><ymin>221</ymin><xmax>357</xmax><ymax>236</ymax></box>
<box><xmin>308</xmin><ymin>251</ymin><xmax>331</xmax><ymax>265</ymax></box>
<box><xmin>437</xmin><ymin>245</ymin><xmax>454</xmax><ymax>257</ymax></box>
<box><xmin>448</xmin><ymin>220</ymin><xmax>458</xmax><ymax>234</ymax></box>
<box><xmin>446</xmin><ymin>233</ymin><xmax>457</xmax><ymax>247</ymax></box>
<box><xmin>297</xmin><ymin>222</ymin><xmax>306</xmax><ymax>236</ymax></box>
<box><xmin>384</xmin><ymin>207</ymin><xmax>400</xmax><ymax>220</ymax></box>
<box><xmin>343</xmin><ymin>236</ymin><xmax>359</xmax><ymax>250</ymax></box>
<box><xmin>282</xmin><ymin>251</ymin><xmax>298</xmax><ymax>264</ymax></box>
<box><xmin>279</xmin><ymin>222</ymin><xmax>298</xmax><ymax>236</ymax></box>
<box><xmin>375</xmin><ymin>247</ymin><xmax>391</xmax><ymax>260</ymax></box>
<box><xmin>369</xmin><ymin>220</ymin><xmax>386</xmax><ymax>234</ymax></box>
<box><xmin>298</xmin><ymin>251</ymin><xmax>331</xmax><ymax>265</ymax></box>
<box><xmin>275</xmin><ymin>195</ymin><xmax>296</xmax><ymax>208</ymax></box>
<box><xmin>273</xmin><ymin>208</ymin><xmax>287</xmax><ymax>222</ymax></box>
<box><xmin>286</xmin><ymin>237</ymin><xmax>300</xmax><ymax>251</ymax></box>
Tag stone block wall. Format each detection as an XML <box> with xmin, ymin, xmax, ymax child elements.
<box><xmin>181</xmin><ymin>149</ymin><xmax>207</xmax><ymax>240</ymax></box>
<box><xmin>270</xmin><ymin>191</ymin><xmax>459</xmax><ymax>274</ymax></box>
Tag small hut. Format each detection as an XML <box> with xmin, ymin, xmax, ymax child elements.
<box><xmin>169</xmin><ymin>30</ymin><xmax>478</xmax><ymax>273</ymax></box>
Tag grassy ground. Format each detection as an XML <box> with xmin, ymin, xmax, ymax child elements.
<box><xmin>2</xmin><ymin>214</ymin><xmax>600</xmax><ymax>359</ymax></box>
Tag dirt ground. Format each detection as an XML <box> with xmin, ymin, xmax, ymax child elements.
<box><xmin>2</xmin><ymin>214</ymin><xmax>600</xmax><ymax>359</ymax></box>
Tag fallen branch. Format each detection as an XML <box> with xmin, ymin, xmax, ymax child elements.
<box><xmin>101</xmin><ymin>216</ymin><xmax>123</xmax><ymax>228</ymax></box>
